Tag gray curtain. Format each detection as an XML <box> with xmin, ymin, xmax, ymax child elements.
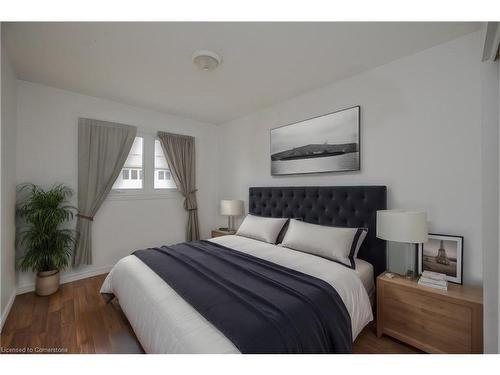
<box><xmin>482</xmin><ymin>22</ymin><xmax>500</xmax><ymax>61</ymax></box>
<box><xmin>157</xmin><ymin>131</ymin><xmax>200</xmax><ymax>241</ymax></box>
<box><xmin>73</xmin><ymin>118</ymin><xmax>137</xmax><ymax>266</ymax></box>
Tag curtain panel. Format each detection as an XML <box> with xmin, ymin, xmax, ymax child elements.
<box><xmin>482</xmin><ymin>22</ymin><xmax>500</xmax><ymax>62</ymax></box>
<box><xmin>73</xmin><ymin>118</ymin><xmax>137</xmax><ymax>266</ymax></box>
<box><xmin>157</xmin><ymin>131</ymin><xmax>200</xmax><ymax>241</ymax></box>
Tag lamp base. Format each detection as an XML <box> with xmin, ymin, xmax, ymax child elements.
<box><xmin>387</xmin><ymin>242</ymin><xmax>420</xmax><ymax>279</ymax></box>
<box><xmin>405</xmin><ymin>270</ymin><xmax>415</xmax><ymax>279</ymax></box>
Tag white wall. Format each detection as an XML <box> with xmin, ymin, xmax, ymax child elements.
<box><xmin>16</xmin><ymin>81</ymin><xmax>219</xmax><ymax>291</ymax></box>
<box><xmin>480</xmin><ymin>55</ymin><xmax>499</xmax><ymax>353</ymax></box>
<box><xmin>217</xmin><ymin>32</ymin><xmax>483</xmax><ymax>286</ymax></box>
<box><xmin>1</xmin><ymin>24</ymin><xmax>18</xmax><ymax>328</ymax></box>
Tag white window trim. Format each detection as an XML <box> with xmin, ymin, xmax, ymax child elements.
<box><xmin>109</xmin><ymin>130</ymin><xmax>178</xmax><ymax>201</ymax></box>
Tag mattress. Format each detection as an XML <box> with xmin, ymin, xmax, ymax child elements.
<box><xmin>100</xmin><ymin>235</ymin><xmax>374</xmax><ymax>353</ymax></box>
<box><xmin>354</xmin><ymin>258</ymin><xmax>375</xmax><ymax>296</ymax></box>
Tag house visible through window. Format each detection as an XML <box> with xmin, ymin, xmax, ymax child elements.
<box><xmin>154</xmin><ymin>140</ymin><xmax>176</xmax><ymax>189</ymax></box>
<box><xmin>111</xmin><ymin>135</ymin><xmax>177</xmax><ymax>195</ymax></box>
<box><xmin>112</xmin><ymin>137</ymin><xmax>143</xmax><ymax>189</ymax></box>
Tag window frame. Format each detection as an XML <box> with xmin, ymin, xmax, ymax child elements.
<box><xmin>122</xmin><ymin>169</ymin><xmax>130</xmax><ymax>180</ymax></box>
<box><xmin>109</xmin><ymin>131</ymin><xmax>178</xmax><ymax>201</ymax></box>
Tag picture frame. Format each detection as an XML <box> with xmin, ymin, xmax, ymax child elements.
<box><xmin>418</xmin><ymin>233</ymin><xmax>463</xmax><ymax>284</ymax></box>
<box><xmin>270</xmin><ymin>106</ymin><xmax>360</xmax><ymax>175</ymax></box>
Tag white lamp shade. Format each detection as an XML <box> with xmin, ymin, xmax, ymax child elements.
<box><xmin>376</xmin><ymin>210</ymin><xmax>428</xmax><ymax>244</ymax></box>
<box><xmin>220</xmin><ymin>200</ymin><xmax>244</xmax><ymax>216</ymax></box>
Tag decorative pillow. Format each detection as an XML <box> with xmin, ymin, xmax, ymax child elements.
<box><xmin>236</xmin><ymin>214</ymin><xmax>288</xmax><ymax>244</ymax></box>
<box><xmin>280</xmin><ymin>219</ymin><xmax>368</xmax><ymax>268</ymax></box>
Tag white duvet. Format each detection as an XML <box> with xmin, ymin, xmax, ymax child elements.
<box><xmin>100</xmin><ymin>235</ymin><xmax>373</xmax><ymax>353</ymax></box>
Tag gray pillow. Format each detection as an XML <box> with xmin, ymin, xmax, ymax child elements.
<box><xmin>236</xmin><ymin>214</ymin><xmax>288</xmax><ymax>244</ymax></box>
<box><xmin>280</xmin><ymin>219</ymin><xmax>367</xmax><ymax>268</ymax></box>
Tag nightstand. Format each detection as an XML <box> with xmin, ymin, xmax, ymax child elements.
<box><xmin>376</xmin><ymin>272</ymin><xmax>483</xmax><ymax>353</ymax></box>
<box><xmin>211</xmin><ymin>229</ymin><xmax>236</xmax><ymax>238</ymax></box>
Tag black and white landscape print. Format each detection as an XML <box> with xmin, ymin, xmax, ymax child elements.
<box><xmin>418</xmin><ymin>234</ymin><xmax>463</xmax><ymax>284</ymax></box>
<box><xmin>270</xmin><ymin>106</ymin><xmax>360</xmax><ymax>175</ymax></box>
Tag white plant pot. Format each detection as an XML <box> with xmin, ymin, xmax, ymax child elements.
<box><xmin>35</xmin><ymin>270</ymin><xmax>60</xmax><ymax>296</ymax></box>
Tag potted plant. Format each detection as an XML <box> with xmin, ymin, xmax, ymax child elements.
<box><xmin>17</xmin><ymin>183</ymin><xmax>77</xmax><ymax>296</ymax></box>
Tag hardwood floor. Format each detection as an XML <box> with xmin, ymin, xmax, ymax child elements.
<box><xmin>353</xmin><ymin>321</ymin><xmax>422</xmax><ymax>354</ymax></box>
<box><xmin>1</xmin><ymin>274</ymin><xmax>143</xmax><ymax>354</ymax></box>
<box><xmin>1</xmin><ymin>274</ymin><xmax>421</xmax><ymax>354</ymax></box>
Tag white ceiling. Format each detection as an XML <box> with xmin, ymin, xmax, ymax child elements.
<box><xmin>5</xmin><ymin>22</ymin><xmax>480</xmax><ymax>124</ymax></box>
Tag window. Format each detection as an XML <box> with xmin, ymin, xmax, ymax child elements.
<box><xmin>154</xmin><ymin>140</ymin><xmax>176</xmax><ymax>189</ymax></box>
<box><xmin>111</xmin><ymin>134</ymin><xmax>177</xmax><ymax>197</ymax></box>
<box><xmin>112</xmin><ymin>137</ymin><xmax>143</xmax><ymax>189</ymax></box>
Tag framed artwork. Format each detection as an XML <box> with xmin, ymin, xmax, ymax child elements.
<box><xmin>418</xmin><ymin>233</ymin><xmax>463</xmax><ymax>284</ymax></box>
<box><xmin>270</xmin><ymin>106</ymin><xmax>360</xmax><ymax>175</ymax></box>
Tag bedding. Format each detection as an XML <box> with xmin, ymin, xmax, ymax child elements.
<box><xmin>133</xmin><ymin>240</ymin><xmax>352</xmax><ymax>353</ymax></box>
<box><xmin>236</xmin><ymin>214</ymin><xmax>288</xmax><ymax>243</ymax></box>
<box><xmin>280</xmin><ymin>219</ymin><xmax>367</xmax><ymax>268</ymax></box>
<box><xmin>354</xmin><ymin>258</ymin><xmax>375</xmax><ymax>297</ymax></box>
<box><xmin>100</xmin><ymin>235</ymin><xmax>373</xmax><ymax>354</ymax></box>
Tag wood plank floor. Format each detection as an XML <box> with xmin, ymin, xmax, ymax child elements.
<box><xmin>1</xmin><ymin>274</ymin><xmax>421</xmax><ymax>354</ymax></box>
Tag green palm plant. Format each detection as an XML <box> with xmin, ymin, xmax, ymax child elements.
<box><xmin>17</xmin><ymin>183</ymin><xmax>77</xmax><ymax>273</ymax></box>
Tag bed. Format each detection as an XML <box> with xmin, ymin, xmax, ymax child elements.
<box><xmin>101</xmin><ymin>186</ymin><xmax>387</xmax><ymax>354</ymax></box>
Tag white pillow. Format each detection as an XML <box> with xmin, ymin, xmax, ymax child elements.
<box><xmin>236</xmin><ymin>214</ymin><xmax>288</xmax><ymax>244</ymax></box>
<box><xmin>280</xmin><ymin>219</ymin><xmax>368</xmax><ymax>268</ymax></box>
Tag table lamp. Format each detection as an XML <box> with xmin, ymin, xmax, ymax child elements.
<box><xmin>376</xmin><ymin>210</ymin><xmax>428</xmax><ymax>278</ymax></box>
<box><xmin>219</xmin><ymin>200</ymin><xmax>244</xmax><ymax>232</ymax></box>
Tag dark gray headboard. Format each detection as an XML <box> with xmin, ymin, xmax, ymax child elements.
<box><xmin>249</xmin><ymin>186</ymin><xmax>387</xmax><ymax>278</ymax></box>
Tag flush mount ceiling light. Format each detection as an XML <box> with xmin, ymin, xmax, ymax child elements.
<box><xmin>192</xmin><ymin>50</ymin><xmax>222</xmax><ymax>71</ymax></box>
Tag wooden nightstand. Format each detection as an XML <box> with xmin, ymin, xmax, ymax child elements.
<box><xmin>376</xmin><ymin>272</ymin><xmax>483</xmax><ymax>353</ymax></box>
<box><xmin>211</xmin><ymin>229</ymin><xmax>236</xmax><ymax>238</ymax></box>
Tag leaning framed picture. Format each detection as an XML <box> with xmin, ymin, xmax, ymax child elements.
<box><xmin>270</xmin><ymin>106</ymin><xmax>360</xmax><ymax>175</ymax></box>
<box><xmin>418</xmin><ymin>233</ymin><xmax>464</xmax><ymax>284</ymax></box>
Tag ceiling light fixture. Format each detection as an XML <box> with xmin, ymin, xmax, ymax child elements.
<box><xmin>192</xmin><ymin>50</ymin><xmax>221</xmax><ymax>71</ymax></box>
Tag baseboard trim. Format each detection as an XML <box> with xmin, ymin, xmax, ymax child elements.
<box><xmin>0</xmin><ymin>289</ymin><xmax>17</xmax><ymax>333</ymax></box>
<box><xmin>16</xmin><ymin>265</ymin><xmax>113</xmax><ymax>295</ymax></box>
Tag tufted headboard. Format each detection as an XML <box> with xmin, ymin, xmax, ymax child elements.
<box><xmin>249</xmin><ymin>186</ymin><xmax>387</xmax><ymax>278</ymax></box>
